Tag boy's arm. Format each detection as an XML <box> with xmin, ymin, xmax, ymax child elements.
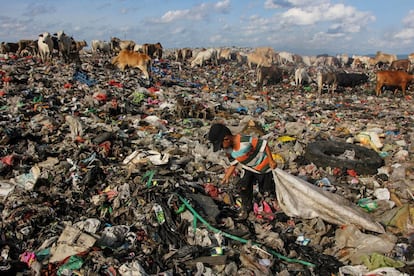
<box><xmin>265</xmin><ymin>144</ymin><xmax>277</xmax><ymax>169</ymax></box>
<box><xmin>222</xmin><ymin>164</ymin><xmax>236</xmax><ymax>184</ymax></box>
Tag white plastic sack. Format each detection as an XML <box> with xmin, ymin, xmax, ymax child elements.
<box><xmin>49</xmin><ymin>225</ymin><xmax>96</xmax><ymax>263</ymax></box>
<box><xmin>273</xmin><ymin>169</ymin><xmax>385</xmax><ymax>233</ymax></box>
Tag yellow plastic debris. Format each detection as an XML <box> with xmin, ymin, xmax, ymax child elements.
<box><xmin>277</xmin><ymin>136</ymin><xmax>296</xmax><ymax>142</ymax></box>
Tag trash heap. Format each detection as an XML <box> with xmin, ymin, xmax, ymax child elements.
<box><xmin>0</xmin><ymin>50</ymin><xmax>413</xmax><ymax>275</ymax></box>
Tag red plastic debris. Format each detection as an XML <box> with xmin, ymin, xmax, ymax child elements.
<box><xmin>204</xmin><ymin>183</ymin><xmax>219</xmax><ymax>198</ymax></box>
<box><xmin>98</xmin><ymin>141</ymin><xmax>111</xmax><ymax>156</ymax></box>
<box><xmin>94</xmin><ymin>93</ymin><xmax>108</xmax><ymax>102</ymax></box>
<box><xmin>347</xmin><ymin>169</ymin><xmax>358</xmax><ymax>177</ymax></box>
<box><xmin>1</xmin><ymin>155</ymin><xmax>14</xmax><ymax>165</ymax></box>
<box><xmin>147</xmin><ymin>87</ymin><xmax>159</xmax><ymax>93</ymax></box>
<box><xmin>332</xmin><ymin>167</ymin><xmax>342</xmax><ymax>176</ymax></box>
<box><xmin>108</xmin><ymin>80</ymin><xmax>123</xmax><ymax>88</ymax></box>
<box><xmin>64</xmin><ymin>83</ymin><xmax>72</xmax><ymax>89</ymax></box>
<box><xmin>75</xmin><ymin>136</ymin><xmax>86</xmax><ymax>143</ymax></box>
<box><xmin>2</xmin><ymin>76</ymin><xmax>12</xmax><ymax>82</ymax></box>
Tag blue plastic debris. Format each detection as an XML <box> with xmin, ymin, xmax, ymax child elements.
<box><xmin>236</xmin><ymin>106</ymin><xmax>248</xmax><ymax>114</ymax></box>
<box><xmin>73</xmin><ymin>70</ymin><xmax>97</xmax><ymax>86</ymax></box>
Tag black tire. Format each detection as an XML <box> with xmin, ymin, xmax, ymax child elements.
<box><xmin>304</xmin><ymin>140</ymin><xmax>384</xmax><ymax>175</ymax></box>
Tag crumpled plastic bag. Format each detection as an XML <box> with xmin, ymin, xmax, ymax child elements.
<box><xmin>97</xmin><ymin>225</ymin><xmax>130</xmax><ymax>248</ymax></box>
<box><xmin>123</xmin><ymin>150</ymin><xmax>170</xmax><ymax>166</ymax></box>
<box><xmin>380</xmin><ymin>204</ymin><xmax>414</xmax><ymax>234</ymax></box>
<box><xmin>360</xmin><ymin>252</ymin><xmax>405</xmax><ymax>271</ymax></box>
<box><xmin>0</xmin><ymin>181</ymin><xmax>15</xmax><ymax>199</ymax></box>
<box><xmin>65</xmin><ymin>115</ymin><xmax>84</xmax><ymax>140</ymax></box>
<box><xmin>12</xmin><ymin>165</ymin><xmax>41</xmax><ymax>191</ymax></box>
<box><xmin>339</xmin><ymin>265</ymin><xmax>409</xmax><ymax>276</ymax></box>
<box><xmin>334</xmin><ymin>224</ymin><xmax>397</xmax><ymax>264</ymax></box>
<box><xmin>355</xmin><ymin>131</ymin><xmax>383</xmax><ymax>152</ymax></box>
<box><xmin>118</xmin><ymin>261</ymin><xmax>150</xmax><ymax>276</ymax></box>
<box><xmin>73</xmin><ymin>218</ymin><xmax>101</xmax><ymax>234</ymax></box>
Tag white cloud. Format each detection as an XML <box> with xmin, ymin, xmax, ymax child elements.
<box><xmin>281</xmin><ymin>3</ymin><xmax>373</xmax><ymax>27</ymax></box>
<box><xmin>281</xmin><ymin>7</ymin><xmax>321</xmax><ymax>25</ymax></box>
<box><xmin>402</xmin><ymin>10</ymin><xmax>414</xmax><ymax>28</ymax></box>
<box><xmin>214</xmin><ymin>0</ymin><xmax>231</xmax><ymax>12</ymax></box>
<box><xmin>393</xmin><ymin>10</ymin><xmax>414</xmax><ymax>41</ymax></box>
<box><xmin>158</xmin><ymin>0</ymin><xmax>230</xmax><ymax>24</ymax></box>
<box><xmin>394</xmin><ymin>28</ymin><xmax>414</xmax><ymax>40</ymax></box>
<box><xmin>160</xmin><ymin>9</ymin><xmax>191</xmax><ymax>23</ymax></box>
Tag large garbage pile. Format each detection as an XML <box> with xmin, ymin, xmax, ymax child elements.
<box><xmin>0</xmin><ymin>50</ymin><xmax>413</xmax><ymax>275</ymax></box>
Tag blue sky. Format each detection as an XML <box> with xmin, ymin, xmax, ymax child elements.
<box><xmin>1</xmin><ymin>0</ymin><xmax>414</xmax><ymax>56</ymax></box>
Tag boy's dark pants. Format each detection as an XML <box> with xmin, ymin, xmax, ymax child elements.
<box><xmin>238</xmin><ymin>170</ymin><xmax>275</xmax><ymax>212</ymax></box>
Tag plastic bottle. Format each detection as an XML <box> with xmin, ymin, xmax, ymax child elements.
<box><xmin>153</xmin><ymin>204</ymin><xmax>165</xmax><ymax>224</ymax></box>
<box><xmin>210</xmin><ymin>247</ymin><xmax>224</xmax><ymax>256</ymax></box>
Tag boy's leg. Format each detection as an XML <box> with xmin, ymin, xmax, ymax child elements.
<box><xmin>258</xmin><ymin>172</ymin><xmax>276</xmax><ymax>198</ymax></box>
<box><xmin>238</xmin><ymin>170</ymin><xmax>254</xmax><ymax>215</ymax></box>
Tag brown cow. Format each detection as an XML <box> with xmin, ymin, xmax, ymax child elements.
<box><xmin>375</xmin><ymin>70</ymin><xmax>414</xmax><ymax>96</ymax></box>
<box><xmin>389</xmin><ymin>59</ymin><xmax>411</xmax><ymax>72</ymax></box>
<box><xmin>317</xmin><ymin>71</ymin><xmax>369</xmax><ymax>94</ymax></box>
<box><xmin>257</xmin><ymin>65</ymin><xmax>283</xmax><ymax>87</ymax></box>
<box><xmin>17</xmin><ymin>39</ymin><xmax>38</xmax><ymax>56</ymax></box>
<box><xmin>142</xmin><ymin>42</ymin><xmax>163</xmax><ymax>59</ymax></box>
<box><xmin>175</xmin><ymin>48</ymin><xmax>192</xmax><ymax>62</ymax></box>
<box><xmin>253</xmin><ymin>47</ymin><xmax>275</xmax><ymax>59</ymax></box>
<box><xmin>317</xmin><ymin>72</ymin><xmax>337</xmax><ymax>94</ymax></box>
<box><xmin>73</xmin><ymin>40</ymin><xmax>88</xmax><ymax>52</ymax></box>
<box><xmin>246</xmin><ymin>52</ymin><xmax>272</xmax><ymax>69</ymax></box>
<box><xmin>111</xmin><ymin>50</ymin><xmax>151</xmax><ymax>79</ymax></box>
<box><xmin>218</xmin><ymin>48</ymin><xmax>233</xmax><ymax>63</ymax></box>
<box><xmin>0</xmin><ymin>42</ymin><xmax>18</xmax><ymax>54</ymax></box>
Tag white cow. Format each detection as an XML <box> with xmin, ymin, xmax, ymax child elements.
<box><xmin>190</xmin><ymin>48</ymin><xmax>217</xmax><ymax>67</ymax></box>
<box><xmin>133</xmin><ymin>44</ymin><xmax>144</xmax><ymax>53</ymax></box>
<box><xmin>37</xmin><ymin>32</ymin><xmax>53</xmax><ymax>62</ymax></box>
<box><xmin>91</xmin><ymin>40</ymin><xmax>111</xmax><ymax>55</ymax></box>
<box><xmin>302</xmin><ymin>55</ymin><xmax>317</xmax><ymax>67</ymax></box>
<box><xmin>294</xmin><ymin>67</ymin><xmax>312</xmax><ymax>86</ymax></box>
<box><xmin>278</xmin><ymin>51</ymin><xmax>295</xmax><ymax>65</ymax></box>
<box><xmin>351</xmin><ymin>55</ymin><xmax>372</xmax><ymax>69</ymax></box>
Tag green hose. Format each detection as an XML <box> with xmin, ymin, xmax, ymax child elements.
<box><xmin>176</xmin><ymin>194</ymin><xmax>316</xmax><ymax>267</ymax></box>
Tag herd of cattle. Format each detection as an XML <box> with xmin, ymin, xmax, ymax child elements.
<box><xmin>2</xmin><ymin>31</ymin><xmax>414</xmax><ymax>97</ymax></box>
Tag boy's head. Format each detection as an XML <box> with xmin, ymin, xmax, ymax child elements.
<box><xmin>208</xmin><ymin>123</ymin><xmax>232</xmax><ymax>152</ymax></box>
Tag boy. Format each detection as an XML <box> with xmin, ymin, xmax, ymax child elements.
<box><xmin>208</xmin><ymin>123</ymin><xmax>277</xmax><ymax>220</ymax></box>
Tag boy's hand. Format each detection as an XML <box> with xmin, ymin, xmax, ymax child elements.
<box><xmin>269</xmin><ymin>160</ymin><xmax>277</xmax><ymax>169</ymax></box>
